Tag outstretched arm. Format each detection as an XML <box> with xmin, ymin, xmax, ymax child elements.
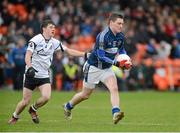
<box><xmin>55</xmin><ymin>42</ymin><xmax>88</xmax><ymax>59</ymax></box>
<box><xmin>65</xmin><ymin>47</ymin><xmax>85</xmax><ymax>57</ymax></box>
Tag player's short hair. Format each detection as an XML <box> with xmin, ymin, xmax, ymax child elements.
<box><xmin>108</xmin><ymin>12</ymin><xmax>124</xmax><ymax>22</ymax></box>
<box><xmin>40</xmin><ymin>19</ymin><xmax>55</xmax><ymax>32</ymax></box>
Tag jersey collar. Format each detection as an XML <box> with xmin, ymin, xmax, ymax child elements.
<box><xmin>41</xmin><ymin>34</ymin><xmax>51</xmax><ymax>43</ymax></box>
<box><xmin>108</xmin><ymin>27</ymin><xmax>123</xmax><ymax>38</ymax></box>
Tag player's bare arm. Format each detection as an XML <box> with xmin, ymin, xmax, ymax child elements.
<box><xmin>25</xmin><ymin>50</ymin><xmax>33</xmax><ymax>68</ymax></box>
<box><xmin>65</xmin><ymin>48</ymin><xmax>85</xmax><ymax>57</ymax></box>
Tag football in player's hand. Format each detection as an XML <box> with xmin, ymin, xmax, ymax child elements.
<box><xmin>116</xmin><ymin>54</ymin><xmax>132</xmax><ymax>70</ymax></box>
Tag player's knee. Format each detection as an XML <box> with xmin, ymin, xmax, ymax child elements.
<box><xmin>110</xmin><ymin>86</ymin><xmax>119</xmax><ymax>92</ymax></box>
<box><xmin>22</xmin><ymin>98</ymin><xmax>31</xmax><ymax>106</ymax></box>
<box><xmin>43</xmin><ymin>95</ymin><xmax>51</xmax><ymax>102</ymax></box>
<box><xmin>81</xmin><ymin>93</ymin><xmax>90</xmax><ymax>100</ymax></box>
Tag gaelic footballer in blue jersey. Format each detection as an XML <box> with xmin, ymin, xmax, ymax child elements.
<box><xmin>64</xmin><ymin>13</ymin><xmax>132</xmax><ymax>124</ymax></box>
<box><xmin>88</xmin><ymin>27</ymin><xmax>126</xmax><ymax>69</ymax></box>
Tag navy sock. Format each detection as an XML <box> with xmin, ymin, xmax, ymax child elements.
<box><xmin>112</xmin><ymin>107</ymin><xmax>120</xmax><ymax>115</ymax></box>
<box><xmin>66</xmin><ymin>102</ymin><xmax>73</xmax><ymax>110</ymax></box>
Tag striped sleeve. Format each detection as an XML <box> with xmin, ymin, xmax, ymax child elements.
<box><xmin>98</xmin><ymin>27</ymin><xmax>109</xmax><ymax>50</ymax></box>
<box><xmin>54</xmin><ymin>39</ymin><xmax>67</xmax><ymax>52</ymax></box>
<box><xmin>27</xmin><ymin>41</ymin><xmax>36</xmax><ymax>53</ymax></box>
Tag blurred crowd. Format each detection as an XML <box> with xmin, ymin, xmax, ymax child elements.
<box><xmin>0</xmin><ymin>0</ymin><xmax>180</xmax><ymax>91</ymax></box>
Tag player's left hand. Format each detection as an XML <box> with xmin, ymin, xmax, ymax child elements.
<box><xmin>26</xmin><ymin>67</ymin><xmax>38</xmax><ymax>78</ymax></box>
<box><xmin>123</xmin><ymin>61</ymin><xmax>132</xmax><ymax>69</ymax></box>
<box><xmin>119</xmin><ymin>60</ymin><xmax>128</xmax><ymax>68</ymax></box>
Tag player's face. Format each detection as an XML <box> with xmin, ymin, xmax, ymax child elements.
<box><xmin>110</xmin><ymin>18</ymin><xmax>124</xmax><ymax>34</ymax></box>
<box><xmin>44</xmin><ymin>24</ymin><xmax>55</xmax><ymax>37</ymax></box>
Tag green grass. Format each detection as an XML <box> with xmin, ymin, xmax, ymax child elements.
<box><xmin>0</xmin><ymin>89</ymin><xmax>180</xmax><ymax>132</ymax></box>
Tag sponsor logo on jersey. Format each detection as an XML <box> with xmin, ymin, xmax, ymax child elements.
<box><xmin>29</xmin><ymin>42</ymin><xmax>33</xmax><ymax>47</ymax></box>
<box><xmin>105</xmin><ymin>47</ymin><xmax>118</xmax><ymax>54</ymax></box>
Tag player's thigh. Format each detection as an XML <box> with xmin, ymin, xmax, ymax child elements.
<box><xmin>102</xmin><ymin>75</ymin><xmax>118</xmax><ymax>91</ymax></box>
<box><xmin>38</xmin><ymin>83</ymin><xmax>51</xmax><ymax>98</ymax></box>
<box><xmin>83</xmin><ymin>62</ymin><xmax>102</xmax><ymax>84</ymax></box>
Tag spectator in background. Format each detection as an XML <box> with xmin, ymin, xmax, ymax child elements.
<box><xmin>62</xmin><ymin>57</ymin><xmax>79</xmax><ymax>91</ymax></box>
<box><xmin>143</xmin><ymin>58</ymin><xmax>155</xmax><ymax>89</ymax></box>
<box><xmin>170</xmin><ymin>38</ymin><xmax>180</xmax><ymax>59</ymax></box>
<box><xmin>23</xmin><ymin>27</ymin><xmax>34</xmax><ymax>43</ymax></box>
<box><xmin>156</xmin><ymin>41</ymin><xmax>171</xmax><ymax>59</ymax></box>
<box><xmin>127</xmin><ymin>60</ymin><xmax>145</xmax><ymax>90</ymax></box>
<box><xmin>80</xmin><ymin>17</ymin><xmax>93</xmax><ymax>36</ymax></box>
<box><xmin>8</xmin><ymin>36</ymin><xmax>26</xmax><ymax>90</ymax></box>
<box><xmin>51</xmin><ymin>52</ymin><xmax>64</xmax><ymax>91</ymax></box>
<box><xmin>0</xmin><ymin>52</ymin><xmax>6</xmax><ymax>87</ymax></box>
<box><xmin>146</xmin><ymin>38</ymin><xmax>158</xmax><ymax>56</ymax></box>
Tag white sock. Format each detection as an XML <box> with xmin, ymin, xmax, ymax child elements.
<box><xmin>13</xmin><ymin>112</ymin><xmax>19</xmax><ymax>119</ymax></box>
<box><xmin>31</xmin><ymin>105</ymin><xmax>37</xmax><ymax>112</ymax></box>
<box><xmin>112</xmin><ymin>106</ymin><xmax>120</xmax><ymax>109</ymax></box>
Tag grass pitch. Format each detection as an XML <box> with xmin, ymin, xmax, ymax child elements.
<box><xmin>0</xmin><ymin>89</ymin><xmax>180</xmax><ymax>132</ymax></box>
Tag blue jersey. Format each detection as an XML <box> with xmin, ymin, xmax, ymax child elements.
<box><xmin>9</xmin><ymin>46</ymin><xmax>27</xmax><ymax>66</ymax></box>
<box><xmin>88</xmin><ymin>27</ymin><xmax>126</xmax><ymax>69</ymax></box>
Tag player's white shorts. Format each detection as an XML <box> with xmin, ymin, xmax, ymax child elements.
<box><xmin>83</xmin><ymin>62</ymin><xmax>115</xmax><ymax>89</ymax></box>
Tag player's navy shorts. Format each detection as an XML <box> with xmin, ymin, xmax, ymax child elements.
<box><xmin>24</xmin><ymin>76</ymin><xmax>50</xmax><ymax>91</ymax></box>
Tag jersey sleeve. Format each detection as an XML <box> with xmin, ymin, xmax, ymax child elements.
<box><xmin>97</xmin><ymin>49</ymin><xmax>115</xmax><ymax>64</ymax></box>
<box><xmin>27</xmin><ymin>41</ymin><xmax>36</xmax><ymax>53</ymax></box>
<box><xmin>27</xmin><ymin>35</ymin><xmax>39</xmax><ymax>53</ymax></box>
<box><xmin>54</xmin><ymin>39</ymin><xmax>67</xmax><ymax>52</ymax></box>
<box><xmin>96</xmin><ymin>32</ymin><xmax>115</xmax><ymax>64</ymax></box>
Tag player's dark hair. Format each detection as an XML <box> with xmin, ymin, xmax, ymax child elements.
<box><xmin>108</xmin><ymin>13</ymin><xmax>124</xmax><ymax>22</ymax></box>
<box><xmin>40</xmin><ymin>19</ymin><xmax>55</xmax><ymax>33</ymax></box>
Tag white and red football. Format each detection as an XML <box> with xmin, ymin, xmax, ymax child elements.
<box><xmin>116</xmin><ymin>54</ymin><xmax>132</xmax><ymax>70</ymax></box>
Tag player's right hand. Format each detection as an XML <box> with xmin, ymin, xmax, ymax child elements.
<box><xmin>26</xmin><ymin>67</ymin><xmax>38</xmax><ymax>78</ymax></box>
<box><xmin>114</xmin><ymin>60</ymin><xmax>127</xmax><ymax>68</ymax></box>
